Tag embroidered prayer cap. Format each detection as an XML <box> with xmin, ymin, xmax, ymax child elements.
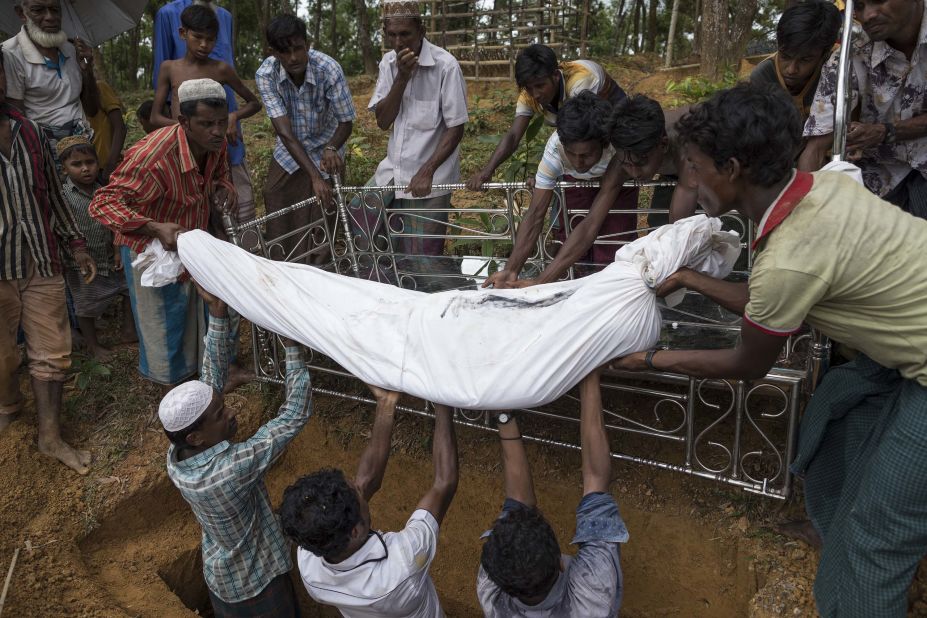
<box><xmin>55</xmin><ymin>135</ymin><xmax>93</xmax><ymax>158</ymax></box>
<box><xmin>159</xmin><ymin>380</ymin><xmax>216</xmax><ymax>432</ymax></box>
<box><xmin>177</xmin><ymin>78</ymin><xmax>227</xmax><ymax>104</ymax></box>
<box><xmin>382</xmin><ymin>0</ymin><xmax>422</xmax><ymax>20</ymax></box>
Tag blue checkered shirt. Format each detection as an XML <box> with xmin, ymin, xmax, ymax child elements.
<box><xmin>255</xmin><ymin>50</ymin><xmax>356</xmax><ymax>175</ymax></box>
<box><xmin>165</xmin><ymin>316</ymin><xmax>312</xmax><ymax>603</ymax></box>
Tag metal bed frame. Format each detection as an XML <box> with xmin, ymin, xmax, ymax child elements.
<box><xmin>223</xmin><ymin>176</ymin><xmax>832</xmax><ymax>500</ymax></box>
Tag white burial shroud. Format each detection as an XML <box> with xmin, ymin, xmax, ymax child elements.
<box><xmin>178</xmin><ymin>215</ymin><xmax>741</xmax><ymax>410</ymax></box>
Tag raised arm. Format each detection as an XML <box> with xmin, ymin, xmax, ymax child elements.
<box><xmin>151</xmin><ymin>64</ymin><xmax>176</xmax><ymax>129</ymax></box>
<box><xmin>496</xmin><ymin>414</ymin><xmax>536</xmax><ymax>506</ymax></box>
<box><xmin>374</xmin><ymin>49</ymin><xmax>417</xmax><ymax>130</ymax></box>
<box><xmin>354</xmin><ymin>385</ymin><xmax>400</xmax><ymax>502</ymax></box>
<box><xmin>196</xmin><ymin>284</ymin><xmax>231</xmax><ymax>393</ymax></box>
<box><xmin>579</xmin><ymin>370</ymin><xmax>611</xmax><ymax>495</ymax></box>
<box><xmin>416</xmin><ymin>404</ymin><xmax>459</xmax><ymax>525</ymax></box>
<box><xmin>466</xmin><ymin>115</ymin><xmax>532</xmax><ymax>190</ymax></box>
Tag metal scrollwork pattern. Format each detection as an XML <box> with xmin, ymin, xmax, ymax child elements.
<box><xmin>226</xmin><ymin>178</ymin><xmax>815</xmax><ymax>500</ymax></box>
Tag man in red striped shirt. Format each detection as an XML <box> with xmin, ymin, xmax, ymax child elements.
<box><xmin>90</xmin><ymin>78</ymin><xmax>237</xmax><ymax>389</ymax></box>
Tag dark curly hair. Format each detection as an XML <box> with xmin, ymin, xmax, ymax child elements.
<box><xmin>556</xmin><ymin>91</ymin><xmax>612</xmax><ymax>146</ymax></box>
<box><xmin>777</xmin><ymin>0</ymin><xmax>841</xmax><ymax>56</ymax></box>
<box><xmin>279</xmin><ymin>469</ymin><xmax>362</xmax><ymax>561</ymax></box>
<box><xmin>675</xmin><ymin>82</ymin><xmax>800</xmax><ymax>188</ymax></box>
<box><xmin>480</xmin><ymin>506</ymin><xmax>561</xmax><ymax>600</ymax></box>
<box><xmin>515</xmin><ymin>44</ymin><xmax>558</xmax><ymax>88</ymax></box>
<box><xmin>608</xmin><ymin>94</ymin><xmax>666</xmax><ymax>155</ymax></box>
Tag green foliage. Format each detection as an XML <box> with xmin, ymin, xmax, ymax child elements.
<box><xmin>71</xmin><ymin>357</ymin><xmax>112</xmax><ymax>391</ymax></box>
<box><xmin>665</xmin><ymin>69</ymin><xmax>738</xmax><ymax>105</ymax></box>
<box><xmin>503</xmin><ymin>115</ymin><xmax>549</xmax><ymax>183</ymax></box>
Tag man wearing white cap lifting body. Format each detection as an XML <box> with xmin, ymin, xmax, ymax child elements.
<box><xmin>160</xmin><ymin>284</ymin><xmax>311</xmax><ymax>617</ymax></box>
<box><xmin>90</xmin><ymin>78</ymin><xmax>239</xmax><ymax>391</ymax></box>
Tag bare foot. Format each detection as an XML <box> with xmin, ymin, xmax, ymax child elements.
<box><xmin>38</xmin><ymin>436</ymin><xmax>91</xmax><ymax>475</ymax></box>
<box><xmin>88</xmin><ymin>345</ymin><xmax>115</xmax><ymax>363</ymax></box>
<box><xmin>776</xmin><ymin>519</ymin><xmax>823</xmax><ymax>549</ymax></box>
<box><xmin>224</xmin><ymin>364</ymin><xmax>253</xmax><ymax>393</ymax></box>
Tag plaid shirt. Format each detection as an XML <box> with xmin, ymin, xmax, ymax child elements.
<box><xmin>255</xmin><ymin>50</ymin><xmax>356</xmax><ymax>175</ymax></box>
<box><xmin>166</xmin><ymin>316</ymin><xmax>312</xmax><ymax>603</ymax></box>
<box><xmin>61</xmin><ymin>178</ymin><xmax>115</xmax><ymax>276</ymax></box>
<box><xmin>0</xmin><ymin>107</ymin><xmax>86</xmax><ymax>280</ymax></box>
<box><xmin>88</xmin><ymin>124</ymin><xmax>232</xmax><ymax>253</ymax></box>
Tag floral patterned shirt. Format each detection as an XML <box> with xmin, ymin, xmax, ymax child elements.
<box><xmin>804</xmin><ymin>11</ymin><xmax>927</xmax><ymax>196</ymax></box>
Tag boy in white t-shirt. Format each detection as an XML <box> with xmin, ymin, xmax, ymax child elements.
<box><xmin>279</xmin><ymin>388</ymin><xmax>458</xmax><ymax>617</ymax></box>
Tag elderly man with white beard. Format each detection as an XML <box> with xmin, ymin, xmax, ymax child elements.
<box><xmin>4</xmin><ymin>0</ymin><xmax>98</xmax><ymax>154</ymax></box>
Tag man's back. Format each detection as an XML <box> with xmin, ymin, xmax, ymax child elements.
<box><xmin>297</xmin><ymin>509</ymin><xmax>444</xmax><ymax>617</ymax></box>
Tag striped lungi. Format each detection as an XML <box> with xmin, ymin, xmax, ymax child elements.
<box><xmin>63</xmin><ymin>269</ymin><xmax>127</xmax><ymax>318</ymax></box>
<box><xmin>791</xmin><ymin>355</ymin><xmax>927</xmax><ymax>617</ymax></box>
<box><xmin>121</xmin><ymin>245</ymin><xmax>205</xmax><ymax>385</ymax></box>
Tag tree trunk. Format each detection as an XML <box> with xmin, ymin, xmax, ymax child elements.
<box><xmin>580</xmin><ymin>0</ymin><xmax>590</xmax><ymax>56</ymax></box>
<box><xmin>128</xmin><ymin>26</ymin><xmax>140</xmax><ymax>88</ymax></box>
<box><xmin>692</xmin><ymin>0</ymin><xmax>702</xmax><ymax>55</ymax></box>
<box><xmin>699</xmin><ymin>0</ymin><xmax>758</xmax><ymax>79</ymax></box>
<box><xmin>665</xmin><ymin>0</ymin><xmax>682</xmax><ymax>67</ymax></box>
<box><xmin>631</xmin><ymin>0</ymin><xmax>641</xmax><ymax>53</ymax></box>
<box><xmin>646</xmin><ymin>0</ymin><xmax>658</xmax><ymax>53</ymax></box>
<box><xmin>329</xmin><ymin>0</ymin><xmax>338</xmax><ymax>56</ymax></box>
<box><xmin>614</xmin><ymin>0</ymin><xmax>628</xmax><ymax>53</ymax></box>
<box><xmin>313</xmin><ymin>0</ymin><xmax>323</xmax><ymax>47</ymax></box>
<box><xmin>231</xmin><ymin>0</ymin><xmax>239</xmax><ymax>59</ymax></box>
<box><xmin>354</xmin><ymin>0</ymin><xmax>377</xmax><ymax>74</ymax></box>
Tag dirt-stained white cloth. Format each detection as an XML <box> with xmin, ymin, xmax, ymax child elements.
<box><xmin>178</xmin><ymin>215</ymin><xmax>740</xmax><ymax>410</ymax></box>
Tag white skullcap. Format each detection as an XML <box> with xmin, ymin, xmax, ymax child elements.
<box><xmin>177</xmin><ymin>78</ymin><xmax>227</xmax><ymax>104</ymax></box>
<box><xmin>159</xmin><ymin>380</ymin><xmax>216</xmax><ymax>432</ymax></box>
<box><xmin>382</xmin><ymin>0</ymin><xmax>422</xmax><ymax>19</ymax></box>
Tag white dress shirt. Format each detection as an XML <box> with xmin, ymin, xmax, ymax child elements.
<box><xmin>368</xmin><ymin>38</ymin><xmax>469</xmax><ymax>199</ymax></box>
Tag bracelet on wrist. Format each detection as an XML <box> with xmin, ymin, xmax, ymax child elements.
<box><xmin>645</xmin><ymin>349</ymin><xmax>660</xmax><ymax>370</ymax></box>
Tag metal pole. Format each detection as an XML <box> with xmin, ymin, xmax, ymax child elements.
<box><xmin>332</xmin><ymin>174</ymin><xmax>362</xmax><ymax>277</ymax></box>
<box><xmin>832</xmin><ymin>0</ymin><xmax>856</xmax><ymax>161</ymax></box>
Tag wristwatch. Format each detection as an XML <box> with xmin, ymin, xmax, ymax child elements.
<box><xmin>495</xmin><ymin>412</ymin><xmax>513</xmax><ymax>425</ymax></box>
<box><xmin>883</xmin><ymin>123</ymin><xmax>897</xmax><ymax>144</ymax></box>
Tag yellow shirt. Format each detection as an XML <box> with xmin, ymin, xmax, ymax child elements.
<box><xmin>745</xmin><ymin>171</ymin><xmax>927</xmax><ymax>385</ymax></box>
<box><xmin>88</xmin><ymin>80</ymin><xmax>122</xmax><ymax>165</ymax></box>
<box><xmin>515</xmin><ymin>60</ymin><xmax>613</xmax><ymax>126</ymax></box>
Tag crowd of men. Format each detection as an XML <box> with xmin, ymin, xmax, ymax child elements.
<box><xmin>2</xmin><ymin>0</ymin><xmax>927</xmax><ymax>614</ymax></box>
